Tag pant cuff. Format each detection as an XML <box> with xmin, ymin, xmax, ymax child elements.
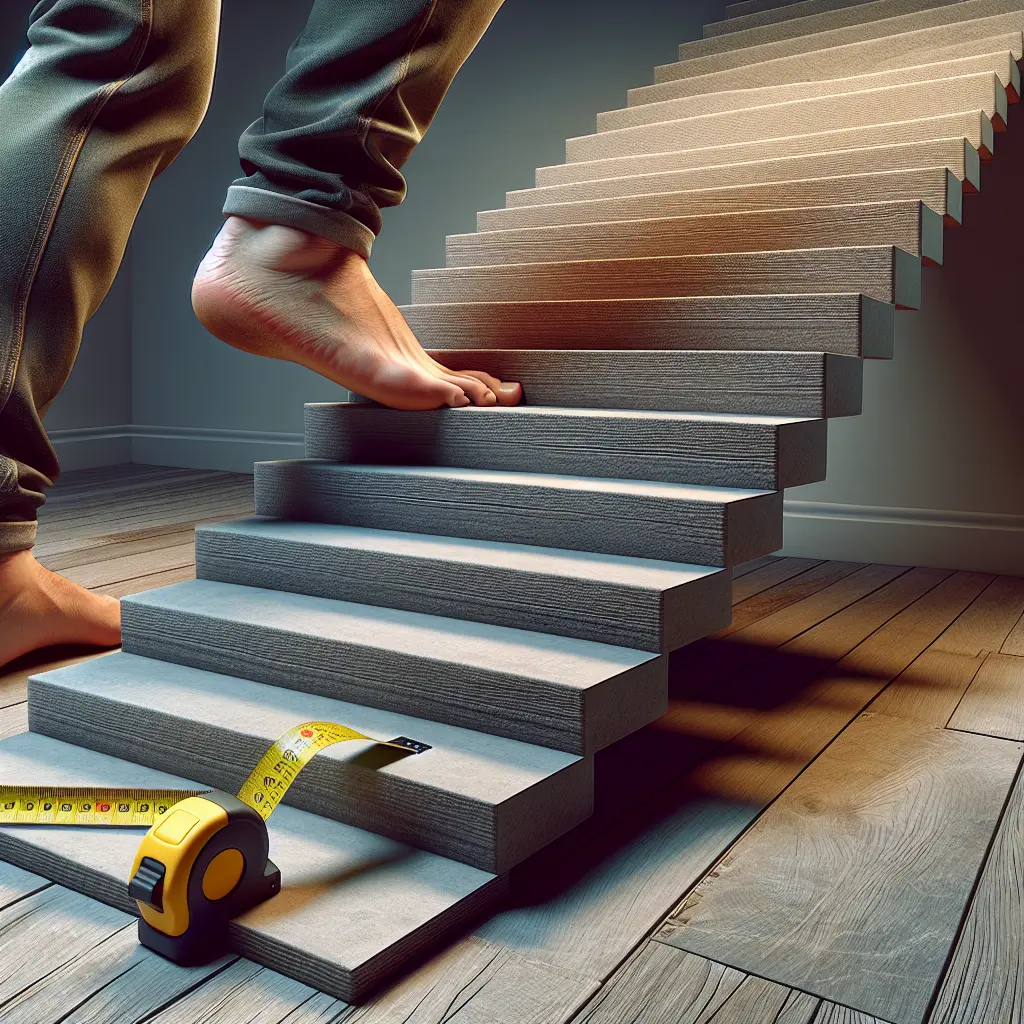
<box><xmin>222</xmin><ymin>186</ymin><xmax>376</xmax><ymax>259</ymax></box>
<box><xmin>0</xmin><ymin>520</ymin><xmax>37</xmax><ymax>556</ymax></box>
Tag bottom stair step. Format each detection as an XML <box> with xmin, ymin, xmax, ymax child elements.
<box><xmin>0</xmin><ymin>732</ymin><xmax>507</xmax><ymax>1004</ymax></box>
<box><xmin>28</xmin><ymin>651</ymin><xmax>594</xmax><ymax>874</ymax></box>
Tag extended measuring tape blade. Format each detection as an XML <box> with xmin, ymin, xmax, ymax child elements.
<box><xmin>1</xmin><ymin>722</ymin><xmax>430</xmax><ymax>828</ymax></box>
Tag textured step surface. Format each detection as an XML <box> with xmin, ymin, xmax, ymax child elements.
<box><xmin>480</xmin><ymin>168</ymin><xmax>962</xmax><ymax>230</ymax></box>
<box><xmin>0</xmin><ymin>732</ymin><xmax>507</xmax><ymax>1003</ymax></box>
<box><xmin>714</xmin><ymin>0</ymin><xmax>955</xmax><ymax>36</ymax></box>
<box><xmin>195</xmin><ymin>517</ymin><xmax>731</xmax><ymax>653</ymax></box>
<box><xmin>121</xmin><ymin>578</ymin><xmax>668</xmax><ymax>755</ymax></box>
<box><xmin>512</xmin><ymin>138</ymin><xmax>980</xmax><ymax>206</ymax></box>
<box><xmin>603</xmin><ymin>51</ymin><xmax>1020</xmax><ymax>130</ymax></box>
<box><xmin>28</xmin><ymin>652</ymin><xmax>593</xmax><ymax>873</ymax></box>
<box><xmin>417</xmin><ymin>293</ymin><xmax>898</xmax><ymax>361</ymax></box>
<box><xmin>413</xmin><ymin>251</ymin><xmax>919</xmax><ymax>308</ymax></box>
<box><xmin>632</xmin><ymin>20</ymin><xmax>1023</xmax><ymax>103</ymax></box>
<box><xmin>446</xmin><ymin>202</ymin><xmax>943</xmax><ymax>268</ymax></box>
<box><xmin>423</xmin><ymin>349</ymin><xmax>864</xmax><ymax>418</ymax></box>
<box><xmin>302</xmin><ymin>403</ymin><xmax>827</xmax><ymax>490</ymax></box>
<box><xmin>571</xmin><ymin>73</ymin><xmax>1007</xmax><ymax>162</ymax></box>
<box><xmin>536</xmin><ymin>111</ymin><xmax>994</xmax><ymax>186</ymax></box>
<box><xmin>254</xmin><ymin>459</ymin><xmax>783</xmax><ymax>569</ymax></box>
<box><xmin>660</xmin><ymin>0</ymin><xmax>1024</xmax><ymax>80</ymax></box>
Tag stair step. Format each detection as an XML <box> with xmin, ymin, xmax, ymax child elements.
<box><xmin>700</xmin><ymin>0</ymin><xmax>963</xmax><ymax>53</ymax></box>
<box><xmin>0</xmin><ymin>732</ymin><xmax>506</xmax><ymax>1003</ymax></box>
<box><xmin>413</xmin><ymin>249</ymin><xmax>919</xmax><ymax>308</ymax></box>
<box><xmin>570</xmin><ymin>74</ymin><xmax>1006</xmax><ymax>163</ymax></box>
<box><xmin>28</xmin><ymin>652</ymin><xmax>593</xmax><ymax>873</ymax></box>
<box><xmin>715</xmin><ymin>0</ymin><xmax>950</xmax><ymax>36</ymax></box>
<box><xmin>195</xmin><ymin>518</ymin><xmax>730</xmax><ymax>653</ymax></box>
<box><xmin>121</xmin><ymin>578</ymin><xmax>667</xmax><ymax>755</ymax></box>
<box><xmin>512</xmin><ymin>138</ymin><xmax>979</xmax><ymax>207</ymax></box>
<box><xmin>604</xmin><ymin>52</ymin><xmax>1019</xmax><ymax>131</ymax></box>
<box><xmin>481</xmin><ymin>168</ymin><xmax>961</xmax><ymax>232</ymax></box>
<box><xmin>536</xmin><ymin>111</ymin><xmax>993</xmax><ymax>187</ymax></box>
<box><xmin>405</xmin><ymin>295</ymin><xmax>893</xmax><ymax>359</ymax></box>
<box><xmin>302</xmin><ymin>403</ymin><xmax>827</xmax><ymax>491</ymax></box>
<box><xmin>658</xmin><ymin>0</ymin><xmax>1022</xmax><ymax>82</ymax></box>
<box><xmin>252</xmin><ymin>460</ymin><xmax>782</xmax><ymax>569</ymax></box>
<box><xmin>446</xmin><ymin>202</ymin><xmax>943</xmax><ymax>269</ymax></box>
<box><xmin>422</xmin><ymin>349</ymin><xmax>864</xmax><ymax>418</ymax></box>
<box><xmin>632</xmin><ymin>19</ymin><xmax>1022</xmax><ymax>104</ymax></box>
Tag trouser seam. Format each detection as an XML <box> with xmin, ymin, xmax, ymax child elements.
<box><xmin>0</xmin><ymin>0</ymin><xmax>155</xmax><ymax>419</ymax></box>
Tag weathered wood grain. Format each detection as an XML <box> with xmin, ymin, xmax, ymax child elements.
<box><xmin>536</xmin><ymin>111</ymin><xmax>994</xmax><ymax>187</ymax></box>
<box><xmin>947</xmin><ymin>652</ymin><xmax>1024</xmax><ymax>739</ymax></box>
<box><xmin>57</xmin><ymin>542</ymin><xmax>197</xmax><ymax>590</ymax></box>
<box><xmin>0</xmin><ymin>649</ymin><xmax>112</xmax><ymax>711</ymax></box>
<box><xmin>413</xmin><ymin>248</ymin><xmax>919</xmax><ymax>308</ymax></box>
<box><xmin>407</xmin><ymin>292</ymin><xmax>897</xmax><ymax>360</ymax></box>
<box><xmin>92</xmin><ymin>565</ymin><xmax>198</xmax><ymax>599</ymax></box>
<box><xmin>868</xmin><ymin>649</ymin><xmax>988</xmax><ymax>726</ymax></box>
<box><xmin>998</xmin><ymin>603</ymin><xmax>1024</xmax><ymax>654</ymax></box>
<box><xmin>0</xmin><ymin>704</ymin><xmax>27</xmax><ymax>741</ymax></box>
<box><xmin>446</xmin><ymin>202</ymin><xmax>943</xmax><ymax>268</ymax></box>
<box><xmin>37</xmin><ymin>524</ymin><xmax>200</xmax><ymax>574</ymax></box>
<box><xmin>587</xmin><ymin>73</ymin><xmax>1008</xmax><ymax>162</ymax></box>
<box><xmin>513</xmin><ymin>137</ymin><xmax>980</xmax><ymax>208</ymax></box>
<box><xmin>930</xmin><ymin>575</ymin><xmax>1024</xmax><ymax>655</ymax></box>
<box><xmin>816</xmin><ymin>1006</ymin><xmax>895</xmax><ymax>1024</ymax></box>
<box><xmin>421</xmin><ymin>350</ymin><xmax>864</xmax><ymax>419</ymax></box>
<box><xmin>655</xmin><ymin>713</ymin><xmax>1023</xmax><ymax>1024</ymax></box>
<box><xmin>0</xmin><ymin>862</ymin><xmax>48</xmax><ymax>914</ymax></box>
<box><xmin>928</xmin><ymin>764</ymin><xmax>1024</xmax><ymax>1024</ymax></box>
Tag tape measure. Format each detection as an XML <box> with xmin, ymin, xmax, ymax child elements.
<box><xmin>0</xmin><ymin>721</ymin><xmax>431</xmax><ymax>965</ymax></box>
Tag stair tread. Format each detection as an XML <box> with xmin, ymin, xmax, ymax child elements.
<box><xmin>0</xmin><ymin>732</ymin><xmax>505</xmax><ymax>1003</ymax></box>
<box><xmin>713</xmin><ymin>0</ymin><xmax>953</xmax><ymax>37</ymax></box>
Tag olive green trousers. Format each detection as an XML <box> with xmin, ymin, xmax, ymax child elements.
<box><xmin>0</xmin><ymin>0</ymin><xmax>503</xmax><ymax>554</ymax></box>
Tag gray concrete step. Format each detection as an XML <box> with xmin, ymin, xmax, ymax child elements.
<box><xmin>0</xmin><ymin>731</ymin><xmax>506</xmax><ymax>1003</ymax></box>
<box><xmin>252</xmin><ymin>460</ymin><xmax>783</xmax><ymax>569</ymax></box>
<box><xmin>27</xmin><ymin>652</ymin><xmax>593</xmax><ymax>873</ymax></box>
<box><xmin>301</xmin><ymin>403</ymin><xmax>827</xmax><ymax>491</ymax></box>
<box><xmin>714</xmin><ymin>0</ymin><xmax>948</xmax><ymax>37</ymax></box>
<box><xmin>120</xmin><ymin>578</ymin><xmax>668</xmax><ymax>755</ymax></box>
<box><xmin>195</xmin><ymin>517</ymin><xmax>730</xmax><ymax>653</ymax></box>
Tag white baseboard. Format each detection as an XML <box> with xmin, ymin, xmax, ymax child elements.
<box><xmin>783</xmin><ymin>500</ymin><xmax>1024</xmax><ymax>577</ymax></box>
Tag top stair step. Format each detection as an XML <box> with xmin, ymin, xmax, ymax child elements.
<box><xmin>714</xmin><ymin>0</ymin><xmax>949</xmax><ymax>36</ymax></box>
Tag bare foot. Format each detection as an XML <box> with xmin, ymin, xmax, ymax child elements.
<box><xmin>191</xmin><ymin>217</ymin><xmax>523</xmax><ymax>411</ymax></box>
<box><xmin>0</xmin><ymin>551</ymin><xmax>121</xmax><ymax>670</ymax></box>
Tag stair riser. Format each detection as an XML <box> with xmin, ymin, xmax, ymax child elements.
<box><xmin>28</xmin><ymin>681</ymin><xmax>593</xmax><ymax>874</ymax></box>
<box><xmin>252</xmin><ymin>462</ymin><xmax>783</xmax><ymax>569</ymax></box>
<box><xmin>403</xmin><ymin>296</ymin><xmax>892</xmax><ymax>360</ymax></box>
<box><xmin>446</xmin><ymin>203</ymin><xmax>942</xmax><ymax>269</ymax></box>
<box><xmin>302</xmin><ymin>405</ymin><xmax>827</xmax><ymax>491</ymax></box>
<box><xmin>412</xmin><ymin>249</ymin><xmax>920</xmax><ymax>308</ymax></box>
<box><xmin>538</xmin><ymin>112</ymin><xmax>994</xmax><ymax>189</ymax></box>
<box><xmin>120</xmin><ymin>602</ymin><xmax>668</xmax><ymax>757</ymax></box>
<box><xmin>479</xmin><ymin>168</ymin><xmax>960</xmax><ymax>231</ymax></box>
<box><xmin>711</xmin><ymin>0</ymin><xmax>957</xmax><ymax>38</ymax></box>
<box><xmin>195</xmin><ymin>525</ymin><xmax>732</xmax><ymax>654</ymax></box>
<box><xmin>419</xmin><ymin>350</ymin><xmax>864</xmax><ymax>418</ymax></box>
<box><xmin>631</xmin><ymin>21</ymin><xmax>1022</xmax><ymax>104</ymax></box>
<box><xmin>569</xmin><ymin>74</ymin><xmax>1006</xmax><ymax>163</ymax></box>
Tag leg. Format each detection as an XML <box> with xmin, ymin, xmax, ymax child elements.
<box><xmin>192</xmin><ymin>0</ymin><xmax>523</xmax><ymax>411</ymax></box>
<box><xmin>0</xmin><ymin>0</ymin><xmax>222</xmax><ymax>667</ymax></box>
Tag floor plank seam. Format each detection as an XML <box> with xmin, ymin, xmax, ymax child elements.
<box><xmin>941</xmin><ymin>650</ymin><xmax>994</xmax><ymax>731</ymax></box>
<box><xmin>134</xmin><ymin>956</ymin><xmax>244</xmax><ymax>1024</ymax></box>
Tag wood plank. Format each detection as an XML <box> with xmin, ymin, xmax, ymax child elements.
<box><xmin>447</xmin><ymin>201</ymin><xmax>942</xmax><ymax>269</ymax></box>
<box><xmin>730</xmin><ymin>556</ymin><xmax>825</xmax><ymax>603</ymax></box>
<box><xmin>817</xmin><ymin>1006</ymin><xmax>895</xmax><ymax>1024</ymax></box>
<box><xmin>535</xmin><ymin>111</ymin><xmax>993</xmax><ymax>188</ymax></box>
<box><xmin>732</xmin><ymin>554</ymin><xmax>786</xmax><ymax>579</ymax></box>
<box><xmin>930</xmin><ymin>575</ymin><xmax>1024</xmax><ymax>655</ymax></box>
<box><xmin>37</xmin><ymin>525</ymin><xmax>199</xmax><ymax>573</ymax></box>
<box><xmin>58</xmin><ymin>543</ymin><xmax>196</xmax><ymax>590</ymax></box>
<box><xmin>570</xmin><ymin>942</ymin><xmax>820</xmax><ymax>1023</ymax></box>
<box><xmin>0</xmin><ymin>705</ymin><xmax>26</xmax><ymax>741</ymax></box>
<box><xmin>0</xmin><ymin>863</ymin><xmax>49</xmax><ymax>914</ymax></box>
<box><xmin>947</xmin><ymin>652</ymin><xmax>1024</xmax><ymax>739</ymax></box>
<box><xmin>928</xmin><ymin>765</ymin><xmax>1024</xmax><ymax>1024</ymax></box>
<box><xmin>92</xmin><ymin>565</ymin><xmax>197</xmax><ymax>599</ymax></box>
<box><xmin>0</xmin><ymin>648</ymin><xmax>114</xmax><ymax>711</ymax></box>
<box><xmin>868</xmin><ymin>649</ymin><xmax>988</xmax><ymax>726</ymax></box>
<box><xmin>998</xmin><ymin>602</ymin><xmax>1024</xmax><ymax>654</ymax></box>
<box><xmin>655</xmin><ymin>713</ymin><xmax>1023</xmax><ymax>1024</ymax></box>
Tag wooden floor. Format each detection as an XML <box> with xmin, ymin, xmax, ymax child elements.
<box><xmin>2</xmin><ymin>464</ymin><xmax>1023</xmax><ymax>1023</ymax></box>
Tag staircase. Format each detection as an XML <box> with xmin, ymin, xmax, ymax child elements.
<box><xmin>1</xmin><ymin>0</ymin><xmax>1020</xmax><ymax>1003</ymax></box>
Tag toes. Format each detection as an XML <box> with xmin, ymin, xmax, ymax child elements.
<box><xmin>442</xmin><ymin>372</ymin><xmax>497</xmax><ymax>407</ymax></box>
<box><xmin>494</xmin><ymin>381</ymin><xmax>523</xmax><ymax>406</ymax></box>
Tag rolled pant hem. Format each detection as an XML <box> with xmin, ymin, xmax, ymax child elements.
<box><xmin>222</xmin><ymin>186</ymin><xmax>376</xmax><ymax>259</ymax></box>
<box><xmin>0</xmin><ymin>521</ymin><xmax>37</xmax><ymax>556</ymax></box>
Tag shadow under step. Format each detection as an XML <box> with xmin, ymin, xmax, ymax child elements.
<box><xmin>0</xmin><ymin>732</ymin><xmax>506</xmax><ymax>1003</ymax></box>
<box><xmin>419</xmin><ymin>350</ymin><xmax>864</xmax><ymax>418</ymax></box>
<box><xmin>252</xmin><ymin>460</ymin><xmax>783</xmax><ymax>568</ymax></box>
<box><xmin>28</xmin><ymin>652</ymin><xmax>593</xmax><ymax>873</ymax></box>
<box><xmin>121</xmin><ymin>578</ymin><xmax>667</xmax><ymax>755</ymax></box>
<box><xmin>411</xmin><ymin>246</ymin><xmax>925</xmax><ymax>307</ymax></box>
<box><xmin>302</xmin><ymin>403</ymin><xmax>828</xmax><ymax>491</ymax></box>
<box><xmin>195</xmin><ymin>518</ymin><xmax>730</xmax><ymax>653</ymax></box>
<box><xmin>445</xmin><ymin>202</ymin><xmax>943</xmax><ymax>268</ymax></box>
<box><xmin>405</xmin><ymin>295</ymin><xmax>894</xmax><ymax>361</ymax></box>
